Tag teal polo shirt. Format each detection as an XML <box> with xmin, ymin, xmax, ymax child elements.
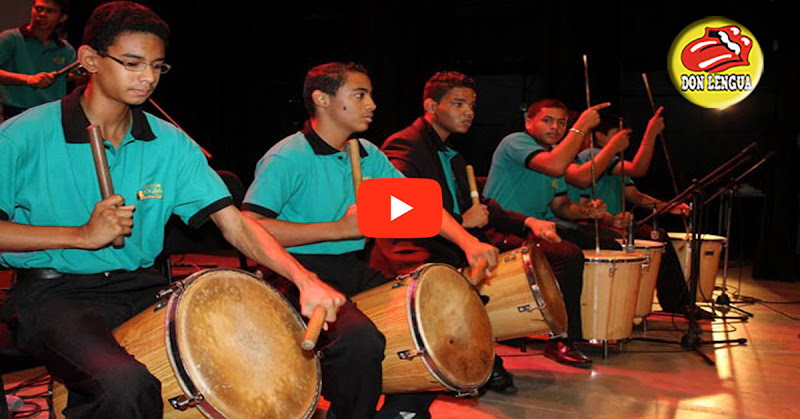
<box><xmin>0</xmin><ymin>87</ymin><xmax>232</xmax><ymax>273</ymax></box>
<box><xmin>243</xmin><ymin>124</ymin><xmax>404</xmax><ymax>255</ymax></box>
<box><xmin>437</xmin><ymin>146</ymin><xmax>461</xmax><ymax>215</ymax></box>
<box><xmin>0</xmin><ymin>26</ymin><xmax>76</xmax><ymax>109</ymax></box>
<box><xmin>484</xmin><ymin>131</ymin><xmax>566</xmax><ymax>220</ymax></box>
<box><xmin>568</xmin><ymin>148</ymin><xmax>635</xmax><ymax>215</ymax></box>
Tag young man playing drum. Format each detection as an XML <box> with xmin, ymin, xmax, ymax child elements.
<box><xmin>0</xmin><ymin>3</ymin><xmax>344</xmax><ymax>417</ymax></box>
<box><xmin>372</xmin><ymin>72</ymin><xmax>592</xmax><ymax>374</ymax></box>
<box><xmin>484</xmin><ymin>99</ymin><xmax>622</xmax><ymax>250</ymax></box>
<box><xmin>566</xmin><ymin>112</ymin><xmax>697</xmax><ymax>316</ymax></box>
<box><xmin>242</xmin><ymin>62</ymin><xmax>498</xmax><ymax>419</ymax></box>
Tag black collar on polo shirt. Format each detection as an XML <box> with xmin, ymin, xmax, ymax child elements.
<box><xmin>302</xmin><ymin>120</ymin><xmax>368</xmax><ymax>157</ymax></box>
<box><xmin>19</xmin><ymin>24</ymin><xmax>66</xmax><ymax>48</ymax></box>
<box><xmin>61</xmin><ymin>86</ymin><xmax>156</xmax><ymax>144</ymax></box>
<box><xmin>415</xmin><ymin>117</ymin><xmax>452</xmax><ymax>152</ymax></box>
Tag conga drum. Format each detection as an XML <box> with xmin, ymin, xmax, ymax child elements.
<box><xmin>581</xmin><ymin>250</ymin><xmax>646</xmax><ymax>342</ymax></box>
<box><xmin>475</xmin><ymin>243</ymin><xmax>568</xmax><ymax>340</ymax></box>
<box><xmin>352</xmin><ymin>263</ymin><xmax>494</xmax><ymax>395</ymax></box>
<box><xmin>668</xmin><ymin>233</ymin><xmax>726</xmax><ymax>301</ymax></box>
<box><xmin>52</xmin><ymin>268</ymin><xmax>320</xmax><ymax>418</ymax></box>
<box><xmin>615</xmin><ymin>239</ymin><xmax>665</xmax><ymax>318</ymax></box>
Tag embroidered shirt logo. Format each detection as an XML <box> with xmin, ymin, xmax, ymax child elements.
<box><xmin>137</xmin><ymin>183</ymin><xmax>163</xmax><ymax>200</ymax></box>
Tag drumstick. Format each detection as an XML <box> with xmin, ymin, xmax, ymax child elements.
<box><xmin>87</xmin><ymin>125</ymin><xmax>124</xmax><ymax>248</ymax></box>
<box><xmin>641</xmin><ymin>73</ymin><xmax>689</xmax><ymax>233</ymax></box>
<box><xmin>466</xmin><ymin>165</ymin><xmax>480</xmax><ymax>206</ymax></box>
<box><xmin>147</xmin><ymin>98</ymin><xmax>212</xmax><ymax>159</ymax></box>
<box><xmin>301</xmin><ymin>306</ymin><xmax>326</xmax><ymax>350</ymax></box>
<box><xmin>583</xmin><ymin>54</ymin><xmax>601</xmax><ymax>253</ymax></box>
<box><xmin>347</xmin><ymin>139</ymin><xmax>363</xmax><ymax>195</ymax></box>
<box><xmin>55</xmin><ymin>60</ymin><xmax>80</xmax><ymax>77</ymax></box>
<box><xmin>618</xmin><ymin>117</ymin><xmax>626</xmax><ymax>215</ymax></box>
<box><xmin>463</xmin><ymin>258</ymin><xmax>489</xmax><ymax>286</ymax></box>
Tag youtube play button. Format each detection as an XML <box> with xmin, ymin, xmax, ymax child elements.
<box><xmin>357</xmin><ymin>178</ymin><xmax>442</xmax><ymax>238</ymax></box>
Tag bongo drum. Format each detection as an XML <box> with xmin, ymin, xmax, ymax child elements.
<box><xmin>581</xmin><ymin>250</ymin><xmax>646</xmax><ymax>342</ymax></box>
<box><xmin>668</xmin><ymin>233</ymin><xmax>726</xmax><ymax>301</ymax></box>
<box><xmin>352</xmin><ymin>264</ymin><xmax>494</xmax><ymax>395</ymax></box>
<box><xmin>476</xmin><ymin>243</ymin><xmax>568</xmax><ymax>340</ymax></box>
<box><xmin>615</xmin><ymin>239</ymin><xmax>665</xmax><ymax>318</ymax></box>
<box><xmin>52</xmin><ymin>269</ymin><xmax>320</xmax><ymax>418</ymax></box>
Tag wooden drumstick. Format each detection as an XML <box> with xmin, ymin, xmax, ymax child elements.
<box><xmin>87</xmin><ymin>125</ymin><xmax>124</xmax><ymax>248</ymax></box>
<box><xmin>301</xmin><ymin>306</ymin><xmax>326</xmax><ymax>351</ymax></box>
<box><xmin>466</xmin><ymin>165</ymin><xmax>480</xmax><ymax>206</ymax></box>
<box><xmin>347</xmin><ymin>139</ymin><xmax>363</xmax><ymax>194</ymax></box>
<box><xmin>55</xmin><ymin>60</ymin><xmax>80</xmax><ymax>77</ymax></box>
<box><xmin>463</xmin><ymin>258</ymin><xmax>489</xmax><ymax>286</ymax></box>
<box><xmin>618</xmin><ymin>117</ymin><xmax>626</xmax><ymax>215</ymax></box>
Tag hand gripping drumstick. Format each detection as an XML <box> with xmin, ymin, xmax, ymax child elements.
<box><xmin>464</xmin><ymin>165</ymin><xmax>489</xmax><ymax>284</ymax></box>
<box><xmin>301</xmin><ymin>306</ymin><xmax>327</xmax><ymax>350</ymax></box>
<box><xmin>346</xmin><ymin>139</ymin><xmax>363</xmax><ymax>193</ymax></box>
<box><xmin>87</xmin><ymin>125</ymin><xmax>124</xmax><ymax>248</ymax></box>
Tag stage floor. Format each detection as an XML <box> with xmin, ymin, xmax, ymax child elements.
<box><xmin>3</xmin><ymin>259</ymin><xmax>799</xmax><ymax>418</ymax></box>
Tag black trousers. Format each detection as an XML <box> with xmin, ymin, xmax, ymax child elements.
<box><xmin>270</xmin><ymin>252</ymin><xmax>434</xmax><ymax>419</ymax></box>
<box><xmin>3</xmin><ymin>269</ymin><xmax>166</xmax><ymax>418</ymax></box>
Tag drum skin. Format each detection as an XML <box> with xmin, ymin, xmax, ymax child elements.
<box><xmin>668</xmin><ymin>233</ymin><xmax>726</xmax><ymax>301</ymax></box>
<box><xmin>581</xmin><ymin>250</ymin><xmax>645</xmax><ymax>342</ymax></box>
<box><xmin>616</xmin><ymin>239</ymin><xmax>665</xmax><ymax>317</ymax></box>
<box><xmin>352</xmin><ymin>264</ymin><xmax>494</xmax><ymax>394</ymax></box>
<box><xmin>52</xmin><ymin>269</ymin><xmax>320</xmax><ymax>418</ymax></box>
<box><xmin>477</xmin><ymin>243</ymin><xmax>568</xmax><ymax>340</ymax></box>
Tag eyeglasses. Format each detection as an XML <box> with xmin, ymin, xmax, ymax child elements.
<box><xmin>99</xmin><ymin>53</ymin><xmax>172</xmax><ymax>74</ymax></box>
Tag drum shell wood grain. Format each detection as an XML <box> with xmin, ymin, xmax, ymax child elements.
<box><xmin>668</xmin><ymin>233</ymin><xmax>726</xmax><ymax>302</ymax></box>
<box><xmin>581</xmin><ymin>250</ymin><xmax>645</xmax><ymax>341</ymax></box>
<box><xmin>616</xmin><ymin>239</ymin><xmax>665</xmax><ymax>317</ymax></box>
<box><xmin>351</xmin><ymin>264</ymin><xmax>494</xmax><ymax>394</ymax></box>
<box><xmin>52</xmin><ymin>269</ymin><xmax>320</xmax><ymax>418</ymax></box>
<box><xmin>477</xmin><ymin>243</ymin><xmax>568</xmax><ymax>340</ymax></box>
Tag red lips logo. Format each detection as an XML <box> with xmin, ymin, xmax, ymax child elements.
<box><xmin>681</xmin><ymin>26</ymin><xmax>752</xmax><ymax>73</ymax></box>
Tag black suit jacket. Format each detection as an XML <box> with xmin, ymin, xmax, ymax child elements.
<box><xmin>369</xmin><ymin>117</ymin><xmax>529</xmax><ymax>276</ymax></box>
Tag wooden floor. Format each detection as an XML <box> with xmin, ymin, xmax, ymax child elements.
<box><xmin>3</xmin><ymin>260</ymin><xmax>799</xmax><ymax>418</ymax></box>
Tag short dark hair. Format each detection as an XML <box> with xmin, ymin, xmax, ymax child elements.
<box><xmin>526</xmin><ymin>99</ymin><xmax>568</xmax><ymax>119</ymax></box>
<box><xmin>423</xmin><ymin>71</ymin><xmax>476</xmax><ymax>103</ymax></box>
<box><xmin>303</xmin><ymin>62</ymin><xmax>368</xmax><ymax>116</ymax></box>
<box><xmin>46</xmin><ymin>0</ymin><xmax>70</xmax><ymax>14</ymax></box>
<box><xmin>82</xmin><ymin>1</ymin><xmax>169</xmax><ymax>54</ymax></box>
<box><xmin>592</xmin><ymin>113</ymin><xmax>623</xmax><ymax>136</ymax></box>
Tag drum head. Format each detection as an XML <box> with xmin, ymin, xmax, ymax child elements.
<box><xmin>413</xmin><ymin>264</ymin><xmax>494</xmax><ymax>390</ymax></box>
<box><xmin>583</xmin><ymin>249</ymin><xmax>647</xmax><ymax>263</ymax></box>
<box><xmin>525</xmin><ymin>243</ymin><xmax>568</xmax><ymax>336</ymax></box>
<box><xmin>615</xmin><ymin>238</ymin><xmax>665</xmax><ymax>250</ymax></box>
<box><xmin>171</xmin><ymin>269</ymin><xmax>320</xmax><ymax>418</ymax></box>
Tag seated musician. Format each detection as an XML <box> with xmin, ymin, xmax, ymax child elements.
<box><xmin>566</xmin><ymin>110</ymin><xmax>696</xmax><ymax>315</ymax></box>
<box><xmin>371</xmin><ymin>72</ymin><xmax>592</xmax><ymax>374</ymax></box>
<box><xmin>0</xmin><ymin>2</ymin><xmax>343</xmax><ymax>417</ymax></box>
<box><xmin>483</xmin><ymin>98</ymin><xmax>619</xmax><ymax>250</ymax></box>
<box><xmin>241</xmin><ymin>62</ymin><xmax>498</xmax><ymax>419</ymax></box>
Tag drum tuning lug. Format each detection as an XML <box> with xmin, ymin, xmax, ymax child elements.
<box><xmin>391</xmin><ymin>279</ymin><xmax>406</xmax><ymax>289</ymax></box>
<box><xmin>503</xmin><ymin>254</ymin><xmax>518</xmax><ymax>263</ymax></box>
<box><xmin>517</xmin><ymin>304</ymin><xmax>535</xmax><ymax>313</ymax></box>
<box><xmin>520</xmin><ymin>246</ymin><xmax>529</xmax><ymax>254</ymax></box>
<box><xmin>397</xmin><ymin>349</ymin><xmax>424</xmax><ymax>360</ymax></box>
<box><xmin>455</xmin><ymin>389</ymin><xmax>479</xmax><ymax>398</ymax></box>
<box><xmin>168</xmin><ymin>393</ymin><xmax>204</xmax><ymax>411</ymax></box>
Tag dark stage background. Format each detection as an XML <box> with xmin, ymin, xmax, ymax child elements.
<box><xmin>51</xmin><ymin>0</ymin><xmax>798</xmax><ymax>281</ymax></box>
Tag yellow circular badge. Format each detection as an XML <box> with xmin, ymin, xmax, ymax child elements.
<box><xmin>668</xmin><ymin>16</ymin><xmax>763</xmax><ymax>109</ymax></box>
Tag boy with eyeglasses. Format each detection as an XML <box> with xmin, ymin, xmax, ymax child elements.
<box><xmin>0</xmin><ymin>0</ymin><xmax>77</xmax><ymax>120</ymax></box>
<box><xmin>0</xmin><ymin>2</ymin><xmax>344</xmax><ymax>417</ymax></box>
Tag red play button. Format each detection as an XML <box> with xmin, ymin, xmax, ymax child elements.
<box><xmin>357</xmin><ymin>178</ymin><xmax>442</xmax><ymax>238</ymax></box>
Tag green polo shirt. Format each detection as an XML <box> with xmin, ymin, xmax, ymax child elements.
<box><xmin>567</xmin><ymin>148</ymin><xmax>635</xmax><ymax>215</ymax></box>
<box><xmin>243</xmin><ymin>124</ymin><xmax>404</xmax><ymax>255</ymax></box>
<box><xmin>0</xmin><ymin>26</ymin><xmax>76</xmax><ymax>109</ymax></box>
<box><xmin>0</xmin><ymin>87</ymin><xmax>232</xmax><ymax>273</ymax></box>
<box><xmin>437</xmin><ymin>146</ymin><xmax>461</xmax><ymax>215</ymax></box>
<box><xmin>484</xmin><ymin>131</ymin><xmax>566</xmax><ymax>220</ymax></box>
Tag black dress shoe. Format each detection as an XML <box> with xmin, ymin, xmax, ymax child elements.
<box><xmin>479</xmin><ymin>356</ymin><xmax>517</xmax><ymax>395</ymax></box>
<box><xmin>543</xmin><ymin>339</ymin><xmax>592</xmax><ymax>368</ymax></box>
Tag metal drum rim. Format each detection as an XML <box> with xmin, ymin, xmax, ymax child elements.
<box><xmin>164</xmin><ymin>268</ymin><xmax>321</xmax><ymax>419</ymax></box>
<box><xmin>521</xmin><ymin>242</ymin><xmax>567</xmax><ymax>337</ymax></box>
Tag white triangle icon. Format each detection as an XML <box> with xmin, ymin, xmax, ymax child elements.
<box><xmin>390</xmin><ymin>195</ymin><xmax>413</xmax><ymax>221</ymax></box>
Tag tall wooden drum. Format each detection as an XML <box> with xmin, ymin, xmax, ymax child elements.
<box><xmin>616</xmin><ymin>239</ymin><xmax>665</xmax><ymax>318</ymax></box>
<box><xmin>476</xmin><ymin>243</ymin><xmax>568</xmax><ymax>340</ymax></box>
<box><xmin>668</xmin><ymin>233</ymin><xmax>726</xmax><ymax>301</ymax></box>
<box><xmin>581</xmin><ymin>250</ymin><xmax>646</xmax><ymax>342</ymax></box>
<box><xmin>352</xmin><ymin>264</ymin><xmax>494</xmax><ymax>395</ymax></box>
<box><xmin>52</xmin><ymin>268</ymin><xmax>320</xmax><ymax>418</ymax></box>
